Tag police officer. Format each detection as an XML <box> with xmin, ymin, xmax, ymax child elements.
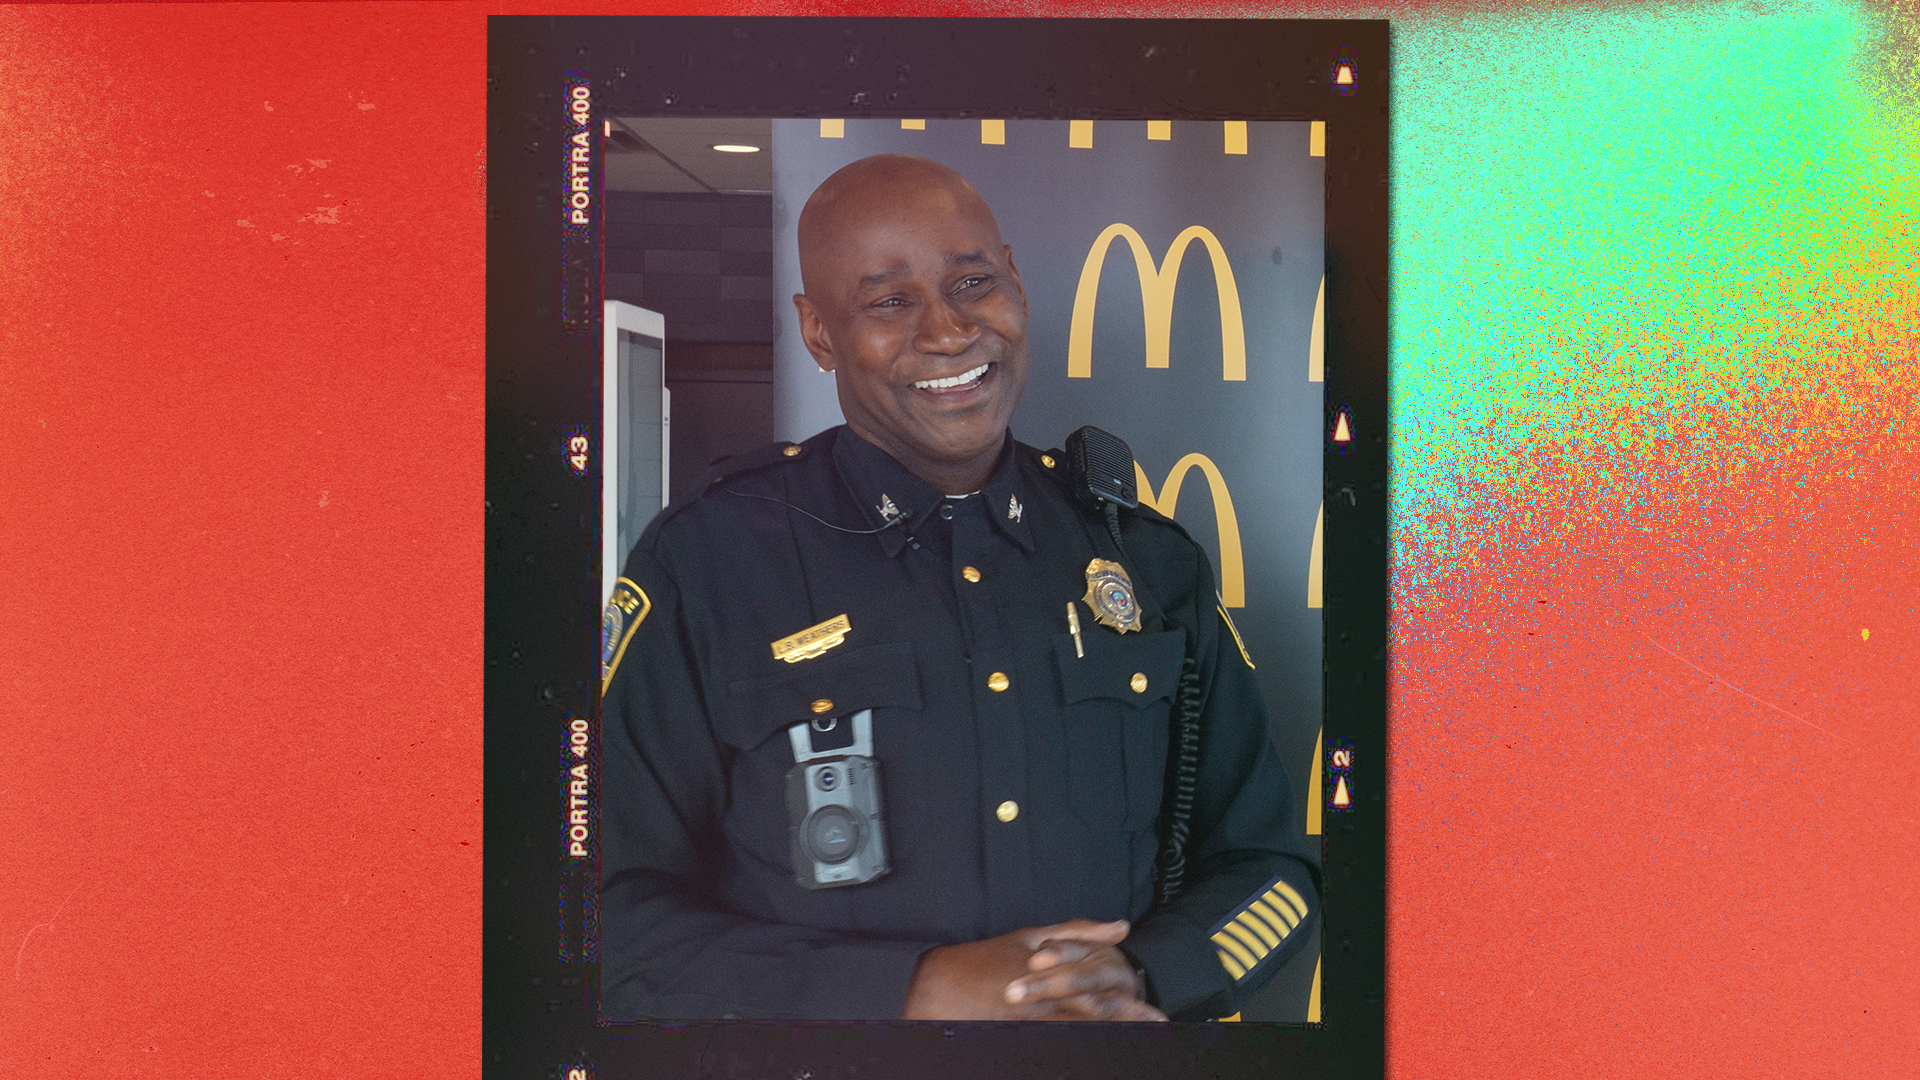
<box><xmin>599</xmin><ymin>154</ymin><xmax>1318</xmax><ymax>1021</ymax></box>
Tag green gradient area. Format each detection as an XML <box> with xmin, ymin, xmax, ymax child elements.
<box><xmin>1391</xmin><ymin>0</ymin><xmax>1919</xmax><ymax>572</ymax></box>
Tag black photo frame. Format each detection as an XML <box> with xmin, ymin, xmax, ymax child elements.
<box><xmin>487</xmin><ymin>17</ymin><xmax>1387</xmax><ymax>1078</ymax></box>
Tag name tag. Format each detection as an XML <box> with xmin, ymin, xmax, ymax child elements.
<box><xmin>771</xmin><ymin>613</ymin><xmax>851</xmax><ymax>664</ymax></box>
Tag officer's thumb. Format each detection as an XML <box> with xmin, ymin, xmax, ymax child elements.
<box><xmin>1034</xmin><ymin>918</ymin><xmax>1130</xmax><ymax>944</ymax></box>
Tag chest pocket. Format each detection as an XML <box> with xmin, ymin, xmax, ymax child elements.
<box><xmin>722</xmin><ymin>641</ymin><xmax>923</xmax><ymax>752</ymax></box>
<box><xmin>716</xmin><ymin>642</ymin><xmax>922</xmax><ymax>872</ymax></box>
<box><xmin>1052</xmin><ymin>627</ymin><xmax>1188</xmax><ymax>831</ymax></box>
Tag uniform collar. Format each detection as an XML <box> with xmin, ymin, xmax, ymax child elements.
<box><xmin>831</xmin><ymin>427</ymin><xmax>1036</xmax><ymax>556</ymax></box>
<box><xmin>978</xmin><ymin>440</ymin><xmax>1037</xmax><ymax>553</ymax></box>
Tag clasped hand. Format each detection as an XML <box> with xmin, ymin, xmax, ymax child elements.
<box><xmin>901</xmin><ymin>919</ymin><xmax>1168</xmax><ymax>1021</ymax></box>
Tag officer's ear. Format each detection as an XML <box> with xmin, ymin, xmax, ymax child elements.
<box><xmin>792</xmin><ymin>293</ymin><xmax>837</xmax><ymax>373</ymax></box>
<box><xmin>1003</xmin><ymin>245</ymin><xmax>1028</xmax><ymax>312</ymax></box>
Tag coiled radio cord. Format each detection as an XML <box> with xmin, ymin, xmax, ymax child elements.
<box><xmin>1153</xmin><ymin>655</ymin><xmax>1203</xmax><ymax>910</ymax></box>
<box><xmin>1104</xmin><ymin>502</ymin><xmax>1203</xmax><ymax>912</ymax></box>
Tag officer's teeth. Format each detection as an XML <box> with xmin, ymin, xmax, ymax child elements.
<box><xmin>913</xmin><ymin>364</ymin><xmax>989</xmax><ymax>390</ymax></box>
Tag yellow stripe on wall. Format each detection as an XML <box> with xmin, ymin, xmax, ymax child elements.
<box><xmin>980</xmin><ymin>119</ymin><xmax>1005</xmax><ymax>145</ymax></box>
<box><xmin>1307</xmin><ymin>502</ymin><xmax>1324</xmax><ymax>610</ymax></box>
<box><xmin>900</xmin><ymin>119</ymin><xmax>925</xmax><ymax>130</ymax></box>
<box><xmin>1308</xmin><ymin>274</ymin><xmax>1326</xmax><ymax>382</ymax></box>
<box><xmin>1224</xmin><ymin>120</ymin><xmax>1248</xmax><ymax>155</ymax></box>
<box><xmin>1307</xmin><ymin>726</ymin><xmax>1324</xmax><ymax>834</ymax></box>
<box><xmin>1308</xmin><ymin>957</ymin><xmax>1322</xmax><ymax>1022</ymax></box>
<box><xmin>1310</xmin><ymin>120</ymin><xmax>1326</xmax><ymax>157</ymax></box>
<box><xmin>1069</xmin><ymin>119</ymin><xmax>1093</xmax><ymax>148</ymax></box>
<box><xmin>820</xmin><ymin>118</ymin><xmax>844</xmax><ymax>138</ymax></box>
<box><xmin>1147</xmin><ymin>119</ymin><xmax>1171</xmax><ymax>141</ymax></box>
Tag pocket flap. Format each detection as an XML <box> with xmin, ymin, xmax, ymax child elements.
<box><xmin>723</xmin><ymin>641</ymin><xmax>921</xmax><ymax>750</ymax></box>
<box><xmin>1053</xmin><ymin>627</ymin><xmax>1187</xmax><ymax>707</ymax></box>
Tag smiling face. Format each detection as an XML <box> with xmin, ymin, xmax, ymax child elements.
<box><xmin>793</xmin><ymin>156</ymin><xmax>1029</xmax><ymax>494</ymax></box>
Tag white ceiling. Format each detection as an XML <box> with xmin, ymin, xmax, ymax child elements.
<box><xmin>605</xmin><ymin>117</ymin><xmax>773</xmax><ymax>194</ymax></box>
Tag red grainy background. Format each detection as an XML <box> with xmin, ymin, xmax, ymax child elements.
<box><xmin>0</xmin><ymin>2</ymin><xmax>1912</xmax><ymax>1078</ymax></box>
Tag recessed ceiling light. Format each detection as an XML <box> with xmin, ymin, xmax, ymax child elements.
<box><xmin>711</xmin><ymin>144</ymin><xmax>762</xmax><ymax>154</ymax></box>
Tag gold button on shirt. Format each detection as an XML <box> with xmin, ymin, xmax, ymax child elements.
<box><xmin>996</xmin><ymin>800</ymin><xmax>1019</xmax><ymax>822</ymax></box>
<box><xmin>987</xmin><ymin>671</ymin><xmax>1010</xmax><ymax>692</ymax></box>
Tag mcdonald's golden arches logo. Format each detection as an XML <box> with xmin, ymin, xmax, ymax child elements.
<box><xmin>1134</xmin><ymin>454</ymin><xmax>1245</xmax><ymax>609</ymax></box>
<box><xmin>1066</xmin><ymin>221</ymin><xmax>1323</xmax><ymax>616</ymax></box>
<box><xmin>1068</xmin><ymin>224</ymin><xmax>1246</xmax><ymax>381</ymax></box>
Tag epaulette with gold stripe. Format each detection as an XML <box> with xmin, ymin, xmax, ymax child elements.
<box><xmin>1209</xmin><ymin>876</ymin><xmax>1311</xmax><ymax>983</ymax></box>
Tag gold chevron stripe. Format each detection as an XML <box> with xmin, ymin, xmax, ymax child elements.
<box><xmin>1271</xmin><ymin>880</ymin><xmax>1310</xmax><ymax>922</ymax></box>
<box><xmin>1222</xmin><ymin>920</ymin><xmax>1268</xmax><ymax>960</ymax></box>
<box><xmin>1247</xmin><ymin>899</ymin><xmax>1295</xmax><ymax>941</ymax></box>
<box><xmin>1235</xmin><ymin>911</ymin><xmax>1282</xmax><ymax>950</ymax></box>
<box><xmin>1217</xmin><ymin>949</ymin><xmax>1247</xmax><ymax>980</ymax></box>
<box><xmin>1261</xmin><ymin>891</ymin><xmax>1301</xmax><ymax>929</ymax></box>
<box><xmin>1211</xmin><ymin>931</ymin><xmax>1258</xmax><ymax>971</ymax></box>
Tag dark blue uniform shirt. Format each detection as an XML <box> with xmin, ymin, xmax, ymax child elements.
<box><xmin>599</xmin><ymin>426</ymin><xmax>1317</xmax><ymax>1020</ymax></box>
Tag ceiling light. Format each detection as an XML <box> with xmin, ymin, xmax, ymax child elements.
<box><xmin>711</xmin><ymin>144</ymin><xmax>762</xmax><ymax>154</ymax></box>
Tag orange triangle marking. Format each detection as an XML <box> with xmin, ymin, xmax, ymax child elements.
<box><xmin>1333</xmin><ymin>413</ymin><xmax>1352</xmax><ymax>443</ymax></box>
<box><xmin>1332</xmin><ymin>775</ymin><xmax>1351</xmax><ymax>808</ymax></box>
<box><xmin>1336</xmin><ymin>66</ymin><xmax>1354</xmax><ymax>85</ymax></box>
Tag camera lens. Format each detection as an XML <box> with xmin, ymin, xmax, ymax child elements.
<box><xmin>803</xmin><ymin>806</ymin><xmax>862</xmax><ymax>864</ymax></box>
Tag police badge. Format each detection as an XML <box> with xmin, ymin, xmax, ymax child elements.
<box><xmin>1082</xmin><ymin>558</ymin><xmax>1143</xmax><ymax>633</ymax></box>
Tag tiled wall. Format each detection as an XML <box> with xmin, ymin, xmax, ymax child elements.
<box><xmin>603</xmin><ymin>191</ymin><xmax>774</xmax><ymax>346</ymax></box>
<box><xmin>605</xmin><ymin>189</ymin><xmax>779</xmax><ymax>498</ymax></box>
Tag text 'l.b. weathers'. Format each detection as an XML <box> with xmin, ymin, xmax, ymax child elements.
<box><xmin>1068</xmin><ymin>224</ymin><xmax>1245</xmax><ymax>381</ymax></box>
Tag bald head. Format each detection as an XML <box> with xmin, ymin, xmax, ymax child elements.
<box><xmin>789</xmin><ymin>154</ymin><xmax>1030</xmax><ymax>495</ymax></box>
<box><xmin>797</xmin><ymin>155</ymin><xmax>1006</xmax><ymax>298</ymax></box>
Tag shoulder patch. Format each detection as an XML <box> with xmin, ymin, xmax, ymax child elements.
<box><xmin>600</xmin><ymin>577</ymin><xmax>651</xmax><ymax>694</ymax></box>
